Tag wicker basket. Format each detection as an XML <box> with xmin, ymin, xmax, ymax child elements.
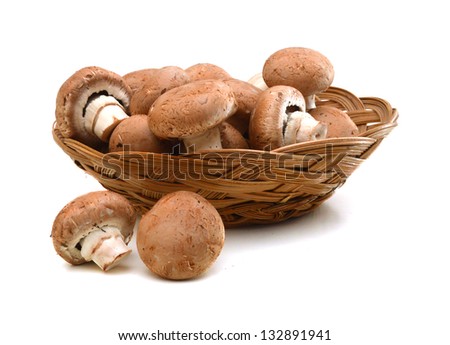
<box><xmin>52</xmin><ymin>86</ymin><xmax>398</xmax><ymax>227</ymax></box>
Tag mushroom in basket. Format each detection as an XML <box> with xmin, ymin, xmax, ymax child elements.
<box><xmin>263</xmin><ymin>47</ymin><xmax>334</xmax><ymax>110</ymax></box>
<box><xmin>109</xmin><ymin>114</ymin><xmax>176</xmax><ymax>153</ymax></box>
<box><xmin>223</xmin><ymin>78</ymin><xmax>262</xmax><ymax>136</ymax></box>
<box><xmin>128</xmin><ymin>66</ymin><xmax>190</xmax><ymax>115</ymax></box>
<box><xmin>219</xmin><ymin>122</ymin><xmax>249</xmax><ymax>149</ymax></box>
<box><xmin>249</xmin><ymin>85</ymin><xmax>327</xmax><ymax>150</ymax></box>
<box><xmin>147</xmin><ymin>79</ymin><xmax>238</xmax><ymax>153</ymax></box>
<box><xmin>309</xmin><ymin>106</ymin><xmax>359</xmax><ymax>138</ymax></box>
<box><xmin>185</xmin><ymin>62</ymin><xmax>231</xmax><ymax>81</ymax></box>
<box><xmin>55</xmin><ymin>66</ymin><xmax>132</xmax><ymax>148</ymax></box>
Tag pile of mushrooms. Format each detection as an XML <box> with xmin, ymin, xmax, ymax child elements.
<box><xmin>52</xmin><ymin>47</ymin><xmax>360</xmax><ymax>279</ymax></box>
<box><xmin>55</xmin><ymin>47</ymin><xmax>358</xmax><ymax>154</ymax></box>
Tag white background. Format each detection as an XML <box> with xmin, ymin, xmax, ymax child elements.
<box><xmin>1</xmin><ymin>1</ymin><xmax>449</xmax><ymax>344</ymax></box>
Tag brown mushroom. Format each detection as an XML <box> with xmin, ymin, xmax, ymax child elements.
<box><xmin>148</xmin><ymin>79</ymin><xmax>237</xmax><ymax>153</ymax></box>
<box><xmin>263</xmin><ymin>47</ymin><xmax>334</xmax><ymax>110</ymax></box>
<box><xmin>219</xmin><ymin>122</ymin><xmax>249</xmax><ymax>149</ymax></box>
<box><xmin>129</xmin><ymin>66</ymin><xmax>190</xmax><ymax>115</ymax></box>
<box><xmin>109</xmin><ymin>115</ymin><xmax>176</xmax><ymax>153</ymax></box>
<box><xmin>123</xmin><ymin>68</ymin><xmax>158</xmax><ymax>95</ymax></box>
<box><xmin>137</xmin><ymin>191</ymin><xmax>225</xmax><ymax>280</ymax></box>
<box><xmin>309</xmin><ymin>106</ymin><xmax>359</xmax><ymax>138</ymax></box>
<box><xmin>249</xmin><ymin>85</ymin><xmax>327</xmax><ymax>150</ymax></box>
<box><xmin>55</xmin><ymin>66</ymin><xmax>132</xmax><ymax>147</ymax></box>
<box><xmin>52</xmin><ymin>191</ymin><xmax>137</xmax><ymax>271</ymax></box>
<box><xmin>185</xmin><ymin>62</ymin><xmax>231</xmax><ymax>81</ymax></box>
<box><xmin>223</xmin><ymin>78</ymin><xmax>262</xmax><ymax>135</ymax></box>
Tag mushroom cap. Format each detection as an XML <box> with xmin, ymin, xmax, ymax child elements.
<box><xmin>52</xmin><ymin>191</ymin><xmax>136</xmax><ymax>266</ymax></box>
<box><xmin>185</xmin><ymin>62</ymin><xmax>231</xmax><ymax>81</ymax></box>
<box><xmin>108</xmin><ymin>115</ymin><xmax>176</xmax><ymax>153</ymax></box>
<box><xmin>249</xmin><ymin>85</ymin><xmax>306</xmax><ymax>150</ymax></box>
<box><xmin>309</xmin><ymin>106</ymin><xmax>359</xmax><ymax>138</ymax></box>
<box><xmin>223</xmin><ymin>78</ymin><xmax>263</xmax><ymax>135</ymax></box>
<box><xmin>123</xmin><ymin>68</ymin><xmax>159</xmax><ymax>95</ymax></box>
<box><xmin>219</xmin><ymin>122</ymin><xmax>249</xmax><ymax>149</ymax></box>
<box><xmin>148</xmin><ymin>79</ymin><xmax>237</xmax><ymax>140</ymax></box>
<box><xmin>262</xmin><ymin>47</ymin><xmax>334</xmax><ymax>97</ymax></box>
<box><xmin>129</xmin><ymin>66</ymin><xmax>190</xmax><ymax>115</ymax></box>
<box><xmin>55</xmin><ymin>66</ymin><xmax>132</xmax><ymax>147</ymax></box>
<box><xmin>137</xmin><ymin>191</ymin><xmax>225</xmax><ymax>280</ymax></box>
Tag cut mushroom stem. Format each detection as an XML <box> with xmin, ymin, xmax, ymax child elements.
<box><xmin>79</xmin><ymin>226</ymin><xmax>131</xmax><ymax>271</ymax></box>
<box><xmin>84</xmin><ymin>95</ymin><xmax>128</xmax><ymax>142</ymax></box>
<box><xmin>284</xmin><ymin>111</ymin><xmax>327</xmax><ymax>145</ymax></box>
<box><xmin>183</xmin><ymin>127</ymin><xmax>222</xmax><ymax>153</ymax></box>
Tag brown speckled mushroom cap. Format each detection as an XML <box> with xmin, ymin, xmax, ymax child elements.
<box><xmin>249</xmin><ymin>85</ymin><xmax>306</xmax><ymax>150</ymax></box>
<box><xmin>55</xmin><ymin>66</ymin><xmax>132</xmax><ymax>147</ymax></box>
<box><xmin>309</xmin><ymin>106</ymin><xmax>359</xmax><ymax>138</ymax></box>
<box><xmin>129</xmin><ymin>66</ymin><xmax>190</xmax><ymax>115</ymax></box>
<box><xmin>52</xmin><ymin>191</ymin><xmax>136</xmax><ymax>267</ymax></box>
<box><xmin>263</xmin><ymin>47</ymin><xmax>334</xmax><ymax>108</ymax></box>
<box><xmin>137</xmin><ymin>191</ymin><xmax>225</xmax><ymax>280</ymax></box>
<box><xmin>223</xmin><ymin>78</ymin><xmax>262</xmax><ymax>135</ymax></box>
<box><xmin>109</xmin><ymin>115</ymin><xmax>176</xmax><ymax>153</ymax></box>
<box><xmin>148</xmin><ymin>79</ymin><xmax>237</xmax><ymax>140</ymax></box>
<box><xmin>185</xmin><ymin>62</ymin><xmax>231</xmax><ymax>81</ymax></box>
<box><xmin>219</xmin><ymin>122</ymin><xmax>249</xmax><ymax>149</ymax></box>
<box><xmin>123</xmin><ymin>68</ymin><xmax>159</xmax><ymax>95</ymax></box>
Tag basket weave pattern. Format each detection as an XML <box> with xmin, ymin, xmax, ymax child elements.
<box><xmin>53</xmin><ymin>87</ymin><xmax>398</xmax><ymax>226</ymax></box>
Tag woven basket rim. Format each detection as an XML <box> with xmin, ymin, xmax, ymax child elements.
<box><xmin>53</xmin><ymin>127</ymin><xmax>382</xmax><ymax>154</ymax></box>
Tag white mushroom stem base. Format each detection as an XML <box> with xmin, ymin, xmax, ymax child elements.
<box><xmin>183</xmin><ymin>127</ymin><xmax>222</xmax><ymax>153</ymax></box>
<box><xmin>284</xmin><ymin>111</ymin><xmax>327</xmax><ymax>145</ymax></box>
<box><xmin>80</xmin><ymin>226</ymin><xmax>131</xmax><ymax>271</ymax></box>
<box><xmin>84</xmin><ymin>95</ymin><xmax>129</xmax><ymax>142</ymax></box>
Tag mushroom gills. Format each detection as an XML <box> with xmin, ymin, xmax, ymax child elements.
<box><xmin>284</xmin><ymin>111</ymin><xmax>327</xmax><ymax>145</ymax></box>
<box><xmin>78</xmin><ymin>226</ymin><xmax>131</xmax><ymax>271</ymax></box>
<box><xmin>84</xmin><ymin>94</ymin><xmax>128</xmax><ymax>142</ymax></box>
<box><xmin>282</xmin><ymin>104</ymin><xmax>302</xmax><ymax>137</ymax></box>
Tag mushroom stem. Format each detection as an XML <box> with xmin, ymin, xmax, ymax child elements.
<box><xmin>84</xmin><ymin>95</ymin><xmax>129</xmax><ymax>142</ymax></box>
<box><xmin>284</xmin><ymin>111</ymin><xmax>327</xmax><ymax>145</ymax></box>
<box><xmin>183</xmin><ymin>127</ymin><xmax>222</xmax><ymax>153</ymax></box>
<box><xmin>247</xmin><ymin>73</ymin><xmax>268</xmax><ymax>91</ymax></box>
<box><xmin>79</xmin><ymin>226</ymin><xmax>131</xmax><ymax>271</ymax></box>
<box><xmin>305</xmin><ymin>95</ymin><xmax>316</xmax><ymax>110</ymax></box>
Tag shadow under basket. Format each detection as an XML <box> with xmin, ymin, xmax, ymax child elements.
<box><xmin>53</xmin><ymin>86</ymin><xmax>398</xmax><ymax>227</ymax></box>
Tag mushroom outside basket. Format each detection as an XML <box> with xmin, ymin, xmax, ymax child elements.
<box><xmin>52</xmin><ymin>86</ymin><xmax>398</xmax><ymax>227</ymax></box>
